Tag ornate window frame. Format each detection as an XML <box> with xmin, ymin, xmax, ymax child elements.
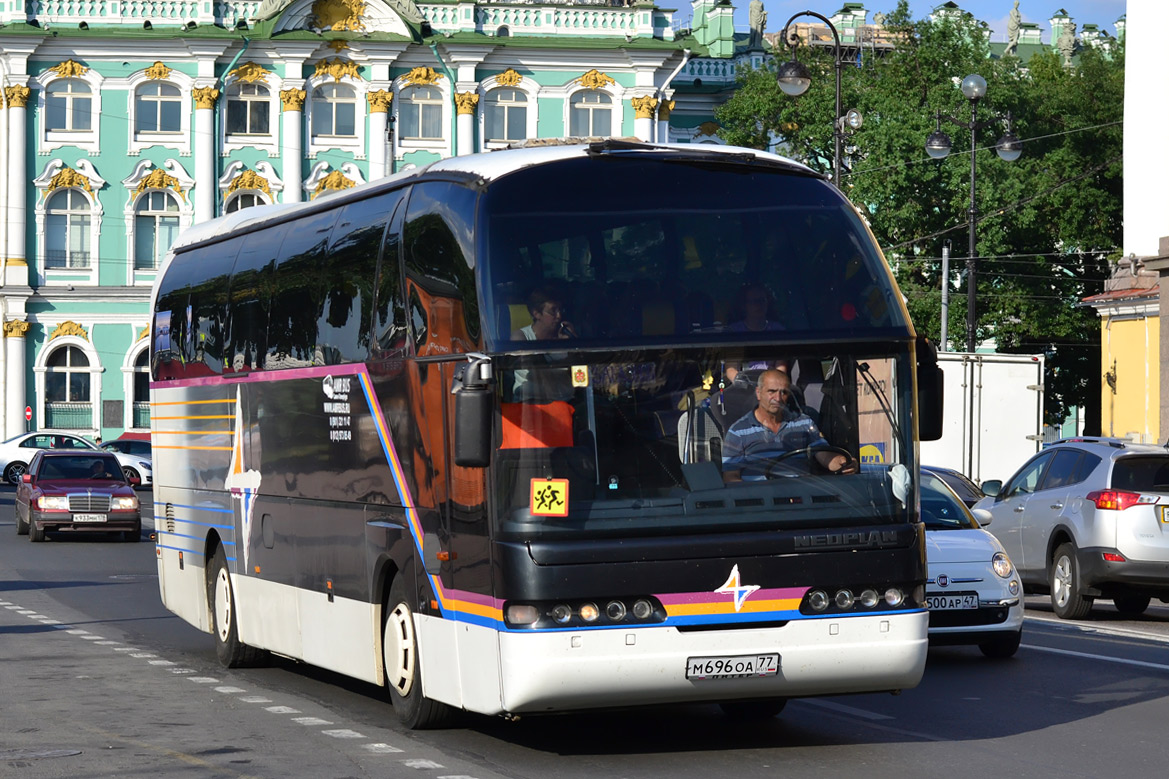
<box><xmin>222</xmin><ymin>62</ymin><xmax>282</xmax><ymax>156</ymax></box>
<box><xmin>33</xmin><ymin>329</ymin><xmax>103</xmax><ymax>438</ymax></box>
<box><xmin>393</xmin><ymin>67</ymin><xmax>451</xmax><ymax>158</ymax></box>
<box><xmin>121</xmin><ymin>334</ymin><xmax>151</xmax><ymax>432</ymax></box>
<box><xmin>121</xmin><ymin>160</ymin><xmax>196</xmax><ymax>287</ymax></box>
<box><xmin>561</xmin><ymin>71</ymin><xmax>623</xmax><ymax>139</ymax></box>
<box><xmin>127</xmin><ymin>64</ymin><xmax>194</xmax><ymax>156</ymax></box>
<box><xmin>306</xmin><ymin>59</ymin><xmax>368</xmax><ymax>159</ymax></box>
<box><xmin>218</xmin><ymin>160</ymin><xmax>284</xmax><ymax>210</ymax></box>
<box><xmin>36</xmin><ymin>61</ymin><xmax>104</xmax><ymax>155</ymax></box>
<box><xmin>478</xmin><ymin>70</ymin><xmax>538</xmax><ymax>152</ymax></box>
<box><xmin>33</xmin><ymin>159</ymin><xmax>106</xmax><ymax>287</ymax></box>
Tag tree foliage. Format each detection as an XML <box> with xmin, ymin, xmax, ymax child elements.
<box><xmin>714</xmin><ymin>1</ymin><xmax>1123</xmax><ymax>428</ymax></box>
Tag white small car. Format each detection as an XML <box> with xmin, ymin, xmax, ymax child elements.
<box><xmin>0</xmin><ymin>431</ymin><xmax>152</xmax><ymax>488</ymax></box>
<box><xmin>922</xmin><ymin>468</ymin><xmax>1024</xmax><ymax>658</ymax></box>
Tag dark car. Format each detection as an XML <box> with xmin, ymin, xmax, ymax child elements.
<box><xmin>13</xmin><ymin>451</ymin><xmax>141</xmax><ymax>542</ymax></box>
<box><xmin>923</xmin><ymin>464</ymin><xmax>985</xmax><ymax>508</ymax></box>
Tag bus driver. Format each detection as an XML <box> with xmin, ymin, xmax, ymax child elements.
<box><xmin>722</xmin><ymin>369</ymin><xmax>857</xmax><ymax>482</ymax></box>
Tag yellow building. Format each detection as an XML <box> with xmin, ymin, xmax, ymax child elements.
<box><xmin>1083</xmin><ymin>263</ymin><xmax>1160</xmax><ymax>443</ymax></box>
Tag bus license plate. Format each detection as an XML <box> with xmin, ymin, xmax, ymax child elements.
<box><xmin>686</xmin><ymin>654</ymin><xmax>779</xmax><ymax>680</ymax></box>
<box><xmin>926</xmin><ymin>593</ymin><xmax>978</xmax><ymax>610</ymax></box>
<box><xmin>73</xmin><ymin>513</ymin><xmax>107</xmax><ymax>523</ymax></box>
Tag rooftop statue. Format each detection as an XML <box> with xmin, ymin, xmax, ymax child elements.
<box><xmin>1057</xmin><ymin>19</ymin><xmax>1076</xmax><ymax>67</ymax></box>
<box><xmin>254</xmin><ymin>0</ymin><xmax>425</xmax><ymax>25</ymax></box>
<box><xmin>1004</xmin><ymin>0</ymin><xmax>1021</xmax><ymax>57</ymax></box>
<box><xmin>748</xmin><ymin>0</ymin><xmax>766</xmax><ymax>50</ymax></box>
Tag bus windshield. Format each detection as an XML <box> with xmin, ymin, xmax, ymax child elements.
<box><xmin>493</xmin><ymin>347</ymin><xmax>914</xmax><ymax>540</ymax></box>
<box><xmin>482</xmin><ymin>157</ymin><xmax>909</xmax><ymax>349</ymax></box>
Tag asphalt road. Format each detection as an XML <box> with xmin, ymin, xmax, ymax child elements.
<box><xmin>4</xmin><ymin>484</ymin><xmax>1169</xmax><ymax>778</ymax></box>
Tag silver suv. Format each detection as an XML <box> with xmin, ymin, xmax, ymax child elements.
<box><xmin>975</xmin><ymin>437</ymin><xmax>1169</xmax><ymax>619</ymax></box>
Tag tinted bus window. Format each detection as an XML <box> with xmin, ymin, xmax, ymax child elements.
<box><xmin>403</xmin><ymin>182</ymin><xmax>480</xmax><ymax>353</ymax></box>
<box><xmin>374</xmin><ymin>190</ymin><xmax>409</xmax><ymax>355</ymax></box>
<box><xmin>228</xmin><ymin>228</ymin><xmax>280</xmax><ymax>372</ymax></box>
<box><xmin>153</xmin><ymin>237</ymin><xmax>241</xmax><ymax>378</ymax></box>
<box><xmin>267</xmin><ymin>208</ymin><xmax>340</xmax><ymax>368</ymax></box>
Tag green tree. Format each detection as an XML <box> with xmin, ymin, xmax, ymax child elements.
<box><xmin>714</xmin><ymin>1</ymin><xmax>1122</xmax><ymax>429</ymax></box>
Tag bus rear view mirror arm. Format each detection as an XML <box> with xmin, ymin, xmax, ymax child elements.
<box><xmin>453</xmin><ymin>353</ymin><xmax>494</xmax><ymax>468</ymax></box>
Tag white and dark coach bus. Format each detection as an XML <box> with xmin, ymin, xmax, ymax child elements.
<box><xmin>149</xmin><ymin>140</ymin><xmax>944</xmax><ymax>728</ymax></box>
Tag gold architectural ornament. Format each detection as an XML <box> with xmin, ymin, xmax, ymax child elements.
<box><xmin>49</xmin><ymin>321</ymin><xmax>89</xmax><ymax>341</ymax></box>
<box><xmin>3</xmin><ymin>320</ymin><xmax>30</xmax><ymax>338</ymax></box>
<box><xmin>496</xmin><ymin>68</ymin><xmax>522</xmax><ymax>87</ymax></box>
<box><xmin>658</xmin><ymin>99</ymin><xmax>675</xmax><ymax>121</ymax></box>
<box><xmin>46</xmin><ymin>167</ymin><xmax>94</xmax><ymax>196</ymax></box>
<box><xmin>403</xmin><ymin>66</ymin><xmax>442</xmax><ymax>86</ymax></box>
<box><xmin>578</xmin><ymin>69</ymin><xmax>616</xmax><ymax>90</ymax></box>
<box><xmin>227</xmin><ymin>169</ymin><xmax>273</xmax><ymax>198</ymax></box>
<box><xmin>696</xmin><ymin>121</ymin><xmax>720</xmax><ymax>137</ymax></box>
<box><xmin>311</xmin><ymin>0</ymin><xmax>367</xmax><ymax>32</ymax></box>
<box><xmin>313</xmin><ymin>58</ymin><xmax>363</xmax><ymax>82</ymax></box>
<box><xmin>632</xmin><ymin>96</ymin><xmax>658</xmax><ymax>119</ymax></box>
<box><xmin>313</xmin><ymin>169</ymin><xmax>356</xmax><ymax>198</ymax></box>
<box><xmin>193</xmin><ymin>86</ymin><xmax>221</xmax><ymax>109</ymax></box>
<box><xmin>145</xmin><ymin>61</ymin><xmax>172</xmax><ymax>80</ymax></box>
<box><xmin>4</xmin><ymin>85</ymin><xmax>30</xmax><ymax>108</ymax></box>
<box><xmin>6</xmin><ymin>257</ymin><xmax>27</xmax><ymax>266</ymax></box>
<box><xmin>135</xmin><ymin>168</ymin><xmax>186</xmax><ymax>201</ymax></box>
<box><xmin>229</xmin><ymin>62</ymin><xmax>273</xmax><ymax>84</ymax></box>
<box><xmin>137</xmin><ymin>326</ymin><xmax>150</xmax><ymax>342</ymax></box>
<box><xmin>454</xmin><ymin>92</ymin><xmax>479</xmax><ymax>115</ymax></box>
<box><xmin>50</xmin><ymin>60</ymin><xmax>89</xmax><ymax>78</ymax></box>
<box><xmin>281</xmin><ymin>88</ymin><xmax>307</xmax><ymax>111</ymax></box>
<box><xmin>367</xmin><ymin>90</ymin><xmax>393</xmax><ymax>113</ymax></box>
<box><xmin>328</xmin><ymin>40</ymin><xmax>350</xmax><ymax>53</ymax></box>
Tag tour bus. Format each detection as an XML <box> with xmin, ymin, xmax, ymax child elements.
<box><xmin>150</xmin><ymin>140</ymin><xmax>943</xmax><ymax>728</ymax></box>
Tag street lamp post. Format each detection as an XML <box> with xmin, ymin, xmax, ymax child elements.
<box><xmin>776</xmin><ymin>10</ymin><xmax>862</xmax><ymax>189</ymax></box>
<box><xmin>925</xmin><ymin>74</ymin><xmax>1022</xmax><ymax>352</ymax></box>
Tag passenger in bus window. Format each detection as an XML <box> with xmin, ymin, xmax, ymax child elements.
<box><xmin>723</xmin><ymin>284</ymin><xmax>789</xmax><ymax>383</ymax></box>
<box><xmin>511</xmin><ymin>288</ymin><xmax>577</xmax><ymax>341</ymax></box>
<box><xmin>721</xmin><ymin>369</ymin><xmax>856</xmax><ymax>482</ymax></box>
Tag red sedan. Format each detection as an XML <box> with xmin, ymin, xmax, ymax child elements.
<box><xmin>14</xmin><ymin>451</ymin><xmax>141</xmax><ymax>542</ymax></box>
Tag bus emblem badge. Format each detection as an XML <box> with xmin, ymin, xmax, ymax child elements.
<box><xmin>714</xmin><ymin>564</ymin><xmax>760</xmax><ymax>612</ymax></box>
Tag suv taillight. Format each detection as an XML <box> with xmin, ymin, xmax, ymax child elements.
<box><xmin>1087</xmin><ymin>490</ymin><xmax>1142</xmax><ymax>511</ymax></box>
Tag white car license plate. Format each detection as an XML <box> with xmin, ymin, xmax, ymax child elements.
<box><xmin>72</xmin><ymin>513</ymin><xmax>107</xmax><ymax>523</ymax></box>
<box><xmin>686</xmin><ymin>654</ymin><xmax>779</xmax><ymax>680</ymax></box>
<box><xmin>926</xmin><ymin>592</ymin><xmax>978</xmax><ymax>610</ymax></box>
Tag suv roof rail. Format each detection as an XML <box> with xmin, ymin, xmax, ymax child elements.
<box><xmin>1051</xmin><ymin>436</ymin><xmax>1129</xmax><ymax>448</ymax></box>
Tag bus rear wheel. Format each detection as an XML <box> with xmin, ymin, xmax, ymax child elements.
<box><xmin>208</xmin><ymin>547</ymin><xmax>266</xmax><ymax>668</ymax></box>
<box><xmin>384</xmin><ymin>575</ymin><xmax>455</xmax><ymax>729</ymax></box>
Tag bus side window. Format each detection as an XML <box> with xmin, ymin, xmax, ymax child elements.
<box><xmin>229</xmin><ymin>229</ymin><xmax>280</xmax><ymax>372</ymax></box>
<box><xmin>403</xmin><ymin>182</ymin><xmax>480</xmax><ymax>354</ymax></box>
<box><xmin>320</xmin><ymin>193</ymin><xmax>398</xmax><ymax>364</ymax></box>
<box><xmin>374</xmin><ymin>190</ymin><xmax>409</xmax><ymax>355</ymax></box>
<box><xmin>267</xmin><ymin>208</ymin><xmax>341</xmax><ymax>368</ymax></box>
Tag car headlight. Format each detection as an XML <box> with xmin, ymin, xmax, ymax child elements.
<box><xmin>113</xmin><ymin>496</ymin><xmax>139</xmax><ymax>510</ymax></box>
<box><xmin>138</xmin><ymin>461</ymin><xmax>151</xmax><ymax>470</ymax></box>
<box><xmin>992</xmin><ymin>551</ymin><xmax>1014</xmax><ymax>578</ymax></box>
<box><xmin>38</xmin><ymin>495</ymin><xmax>69</xmax><ymax>510</ymax></box>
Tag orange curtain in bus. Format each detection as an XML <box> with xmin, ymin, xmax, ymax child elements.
<box><xmin>500</xmin><ymin>402</ymin><xmax>575</xmax><ymax>449</ymax></box>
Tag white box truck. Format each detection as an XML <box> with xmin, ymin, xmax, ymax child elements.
<box><xmin>919</xmin><ymin>352</ymin><xmax>1045</xmax><ymax>485</ymax></box>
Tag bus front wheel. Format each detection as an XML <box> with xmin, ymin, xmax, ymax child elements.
<box><xmin>208</xmin><ymin>547</ymin><xmax>266</xmax><ymax>668</ymax></box>
<box><xmin>384</xmin><ymin>576</ymin><xmax>455</xmax><ymax>729</ymax></box>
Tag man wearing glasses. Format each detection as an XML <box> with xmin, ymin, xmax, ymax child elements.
<box><xmin>722</xmin><ymin>369</ymin><xmax>856</xmax><ymax>482</ymax></box>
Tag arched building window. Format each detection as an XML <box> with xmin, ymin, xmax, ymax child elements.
<box><xmin>225</xmin><ymin>192</ymin><xmax>265</xmax><ymax>213</ymax></box>
<box><xmin>311</xmin><ymin>83</ymin><xmax>357</xmax><ymax>138</ymax></box>
<box><xmin>570</xmin><ymin>90</ymin><xmax>612</xmax><ymax>136</ymax></box>
<box><xmin>45</xmin><ymin>190</ymin><xmax>92</xmax><ymax>269</ymax></box>
<box><xmin>45</xmin><ymin>345</ymin><xmax>92</xmax><ymax>429</ymax></box>
<box><xmin>134</xmin><ymin>191</ymin><xmax>181</xmax><ymax>270</ymax></box>
<box><xmin>135</xmin><ymin>82</ymin><xmax>182</xmax><ymax>134</ymax></box>
<box><xmin>399</xmin><ymin>86</ymin><xmax>443</xmax><ymax>140</ymax></box>
<box><xmin>484</xmin><ymin>88</ymin><xmax>527</xmax><ymax>142</ymax></box>
<box><xmin>45</xmin><ymin>79</ymin><xmax>93</xmax><ymax>131</ymax></box>
<box><xmin>132</xmin><ymin>349</ymin><xmax>150</xmax><ymax>428</ymax></box>
<box><xmin>226</xmin><ymin>82</ymin><xmax>272</xmax><ymax>136</ymax></box>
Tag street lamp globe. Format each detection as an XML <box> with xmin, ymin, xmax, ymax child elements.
<box><xmin>960</xmin><ymin>73</ymin><xmax>987</xmax><ymax>101</ymax></box>
<box><xmin>776</xmin><ymin>60</ymin><xmax>811</xmax><ymax>96</ymax></box>
<box><xmin>996</xmin><ymin>129</ymin><xmax>1022</xmax><ymax>161</ymax></box>
<box><xmin>926</xmin><ymin>129</ymin><xmax>952</xmax><ymax>159</ymax></box>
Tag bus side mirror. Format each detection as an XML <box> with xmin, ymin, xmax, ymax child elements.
<box><xmin>452</xmin><ymin>353</ymin><xmax>493</xmax><ymax>468</ymax></box>
<box><xmin>916</xmin><ymin>336</ymin><xmax>944</xmax><ymax>441</ymax></box>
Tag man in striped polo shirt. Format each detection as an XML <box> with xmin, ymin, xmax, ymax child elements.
<box><xmin>722</xmin><ymin>369</ymin><xmax>856</xmax><ymax>482</ymax></box>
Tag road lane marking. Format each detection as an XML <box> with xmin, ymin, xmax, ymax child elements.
<box><xmin>1026</xmin><ymin>643</ymin><xmax>1169</xmax><ymax>671</ymax></box>
<box><xmin>322</xmin><ymin>729</ymin><xmax>366</xmax><ymax>739</ymax></box>
<box><xmin>1026</xmin><ymin>614</ymin><xmax>1169</xmax><ymax>644</ymax></box>
<box><xmin>800</xmin><ymin>699</ymin><xmax>895</xmax><ymax>720</ymax></box>
<box><xmin>188</xmin><ymin>677</ymin><xmax>220</xmax><ymax>683</ymax></box>
<box><xmin>265</xmin><ymin>706</ymin><xmax>301</xmax><ymax>714</ymax></box>
<box><xmin>364</xmin><ymin>743</ymin><xmax>405</xmax><ymax>754</ymax></box>
<box><xmin>292</xmin><ymin>717</ymin><xmax>333</xmax><ymax>726</ymax></box>
<box><xmin>239</xmin><ymin>696</ymin><xmax>272</xmax><ymax>703</ymax></box>
<box><xmin>215</xmin><ymin>686</ymin><xmax>247</xmax><ymax>693</ymax></box>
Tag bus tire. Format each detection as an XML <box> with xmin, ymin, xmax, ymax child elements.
<box><xmin>385</xmin><ymin>575</ymin><xmax>455</xmax><ymax>729</ymax></box>
<box><xmin>719</xmin><ymin>699</ymin><xmax>787</xmax><ymax>720</ymax></box>
<box><xmin>208</xmin><ymin>547</ymin><xmax>266</xmax><ymax>668</ymax></box>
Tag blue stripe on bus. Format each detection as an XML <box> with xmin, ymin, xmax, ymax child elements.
<box><xmin>156</xmin><ymin>530</ymin><xmax>235</xmax><ymax>546</ymax></box>
<box><xmin>161</xmin><ymin>517</ymin><xmax>235</xmax><ymax>531</ymax></box>
<box><xmin>154</xmin><ymin>501</ymin><xmax>233</xmax><ymax>514</ymax></box>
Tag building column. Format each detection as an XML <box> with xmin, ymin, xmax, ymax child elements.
<box><xmin>192</xmin><ymin>86</ymin><xmax>220</xmax><ymax>223</ymax></box>
<box><xmin>657</xmin><ymin>98</ymin><xmax>675</xmax><ymax>145</ymax></box>
<box><xmin>454</xmin><ymin>92</ymin><xmax>478</xmax><ymax>156</ymax></box>
<box><xmin>5</xmin><ymin>83</ymin><xmax>30</xmax><ymax>279</ymax></box>
<box><xmin>632</xmin><ymin>96</ymin><xmax>658</xmax><ymax>143</ymax></box>
<box><xmin>281</xmin><ymin>88</ymin><xmax>306</xmax><ymax>203</ymax></box>
<box><xmin>368</xmin><ymin>90</ymin><xmax>392</xmax><ymax>179</ymax></box>
<box><xmin>4</xmin><ymin>320</ymin><xmax>28</xmax><ymax>437</ymax></box>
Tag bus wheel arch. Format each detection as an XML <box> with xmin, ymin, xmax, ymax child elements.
<box><xmin>206</xmin><ymin>542</ymin><xmax>267</xmax><ymax>667</ymax></box>
<box><xmin>384</xmin><ymin>573</ymin><xmax>455</xmax><ymax>729</ymax></box>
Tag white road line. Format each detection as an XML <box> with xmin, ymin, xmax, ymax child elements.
<box><xmin>149</xmin><ymin>660</ymin><xmax>177</xmax><ymax>666</ymax></box>
<box><xmin>170</xmin><ymin>668</ymin><xmax>197</xmax><ymax>674</ymax></box>
<box><xmin>1025</xmin><ymin>643</ymin><xmax>1169</xmax><ymax>672</ymax></box>
<box><xmin>800</xmin><ymin>699</ymin><xmax>895</xmax><ymax>721</ymax></box>
<box><xmin>265</xmin><ymin>706</ymin><xmax>301</xmax><ymax>714</ymax></box>
<box><xmin>79</xmin><ymin>635</ymin><xmax>104</xmax><ymax>641</ymax></box>
<box><xmin>363</xmin><ymin>744</ymin><xmax>405</xmax><ymax>754</ymax></box>
<box><xmin>215</xmin><ymin>686</ymin><xmax>247</xmax><ymax>694</ymax></box>
<box><xmin>239</xmin><ymin>696</ymin><xmax>272</xmax><ymax>703</ymax></box>
<box><xmin>130</xmin><ymin>652</ymin><xmax>157</xmax><ymax>658</ymax></box>
<box><xmin>403</xmin><ymin>759</ymin><xmax>445</xmax><ymax>769</ymax></box>
<box><xmin>17</xmin><ymin>610</ymin><xmax>37</xmax><ymax>615</ymax></box>
<box><xmin>188</xmin><ymin>677</ymin><xmax>220</xmax><ymax>684</ymax></box>
<box><xmin>93</xmin><ymin>641</ymin><xmax>120</xmax><ymax>645</ymax></box>
<box><xmin>1026</xmin><ymin>614</ymin><xmax>1169</xmax><ymax>644</ymax></box>
<box><xmin>66</xmin><ymin>629</ymin><xmax>90</xmax><ymax>635</ymax></box>
<box><xmin>292</xmin><ymin>717</ymin><xmax>333</xmax><ymax>726</ymax></box>
<box><xmin>113</xmin><ymin>647</ymin><xmax>139</xmax><ymax>652</ymax></box>
<box><xmin>322</xmin><ymin>729</ymin><xmax>366</xmax><ymax>739</ymax></box>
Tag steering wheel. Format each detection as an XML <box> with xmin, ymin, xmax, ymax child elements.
<box><xmin>764</xmin><ymin>445</ymin><xmax>857</xmax><ymax>478</ymax></box>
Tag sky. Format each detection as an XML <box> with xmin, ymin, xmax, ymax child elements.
<box><xmin>749</xmin><ymin>1</ymin><xmax>1127</xmax><ymax>43</ymax></box>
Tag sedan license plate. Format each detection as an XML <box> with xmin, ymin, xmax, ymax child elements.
<box><xmin>1161</xmin><ymin>505</ymin><xmax>1169</xmax><ymax>524</ymax></box>
<box><xmin>686</xmin><ymin>654</ymin><xmax>779</xmax><ymax>680</ymax></box>
<box><xmin>926</xmin><ymin>592</ymin><xmax>978</xmax><ymax>610</ymax></box>
<box><xmin>72</xmin><ymin>513</ymin><xmax>107</xmax><ymax>523</ymax></box>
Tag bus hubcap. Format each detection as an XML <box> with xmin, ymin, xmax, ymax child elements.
<box><xmin>386</xmin><ymin>603</ymin><xmax>416</xmax><ymax>697</ymax></box>
<box><xmin>215</xmin><ymin>569</ymin><xmax>232</xmax><ymax>642</ymax></box>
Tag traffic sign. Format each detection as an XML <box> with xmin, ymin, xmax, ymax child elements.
<box><xmin>24</xmin><ymin>406</ymin><xmax>31</xmax><ymax>422</ymax></box>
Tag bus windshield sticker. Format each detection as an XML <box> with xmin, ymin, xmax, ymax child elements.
<box><xmin>530</xmin><ymin>478</ymin><xmax>569</xmax><ymax>517</ymax></box>
<box><xmin>571</xmin><ymin>365</ymin><xmax>589</xmax><ymax>388</ymax></box>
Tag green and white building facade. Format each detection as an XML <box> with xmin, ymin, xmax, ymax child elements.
<box><xmin>0</xmin><ymin>0</ymin><xmax>764</xmax><ymax>442</ymax></box>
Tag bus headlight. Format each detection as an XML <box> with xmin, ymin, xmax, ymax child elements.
<box><xmin>834</xmin><ymin>589</ymin><xmax>855</xmax><ymax>608</ymax></box>
<box><xmin>807</xmin><ymin>590</ymin><xmax>829</xmax><ymax>612</ymax></box>
<box><xmin>884</xmin><ymin>587</ymin><xmax>905</xmax><ymax>607</ymax></box>
<box><xmin>605</xmin><ymin>601</ymin><xmax>627</xmax><ymax>621</ymax></box>
<box><xmin>505</xmin><ymin>604</ymin><xmax>540</xmax><ymax>626</ymax></box>
<box><xmin>631</xmin><ymin>599</ymin><xmax>654</xmax><ymax>620</ymax></box>
<box><xmin>551</xmin><ymin>604</ymin><xmax>573</xmax><ymax>624</ymax></box>
<box><xmin>859</xmin><ymin>589</ymin><xmax>879</xmax><ymax>608</ymax></box>
<box><xmin>578</xmin><ymin>603</ymin><xmax>599</xmax><ymax>622</ymax></box>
